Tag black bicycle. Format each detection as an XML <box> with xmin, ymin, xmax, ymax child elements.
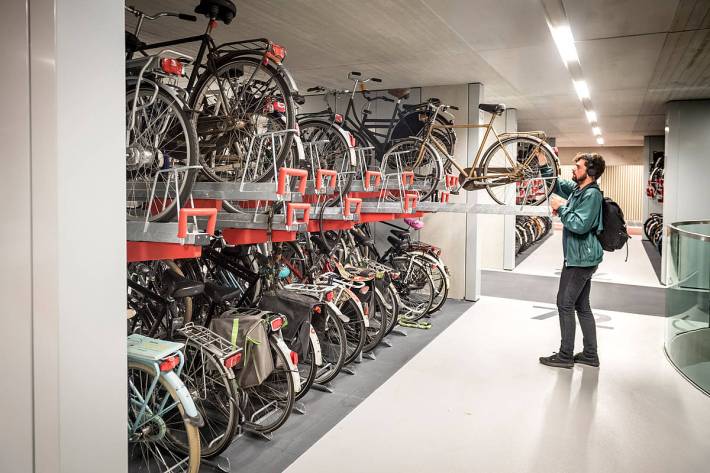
<box><xmin>126</xmin><ymin>1</ymin><xmax>299</xmax><ymax>194</ymax></box>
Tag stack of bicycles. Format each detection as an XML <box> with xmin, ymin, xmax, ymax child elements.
<box><xmin>644</xmin><ymin>213</ymin><xmax>663</xmax><ymax>254</ymax></box>
<box><xmin>126</xmin><ymin>218</ymin><xmax>450</xmax><ymax>472</ymax></box>
<box><xmin>646</xmin><ymin>153</ymin><xmax>664</xmax><ymax>204</ymax></box>
<box><xmin>515</xmin><ymin>216</ymin><xmax>553</xmax><ymax>255</ymax></box>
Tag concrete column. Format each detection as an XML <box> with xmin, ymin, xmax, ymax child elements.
<box><xmin>661</xmin><ymin>100</ymin><xmax>710</xmax><ymax>284</ymax></box>
<box><xmin>465</xmin><ymin>83</ymin><xmax>484</xmax><ymax>301</ymax></box>
<box><xmin>2</xmin><ymin>1</ymin><xmax>128</xmax><ymax>472</ymax></box>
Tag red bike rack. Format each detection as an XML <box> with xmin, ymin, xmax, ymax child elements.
<box><xmin>277</xmin><ymin>167</ymin><xmax>308</xmax><ymax>195</ymax></box>
<box><xmin>401</xmin><ymin>171</ymin><xmax>414</xmax><ymax>187</ymax></box>
<box><xmin>364</xmin><ymin>170</ymin><xmax>382</xmax><ymax>190</ymax></box>
<box><xmin>343</xmin><ymin>197</ymin><xmax>363</xmax><ymax>218</ymax></box>
<box><xmin>286</xmin><ymin>202</ymin><xmax>311</xmax><ymax>227</ymax></box>
<box><xmin>315</xmin><ymin>169</ymin><xmax>338</xmax><ymax>192</ymax></box>
<box><xmin>403</xmin><ymin>191</ymin><xmax>420</xmax><ymax>212</ymax></box>
<box><xmin>177</xmin><ymin>208</ymin><xmax>218</xmax><ymax>239</ymax></box>
<box><xmin>445</xmin><ymin>173</ymin><xmax>460</xmax><ymax>189</ymax></box>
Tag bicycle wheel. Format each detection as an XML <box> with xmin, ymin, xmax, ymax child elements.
<box><xmin>313</xmin><ymin>306</ymin><xmax>347</xmax><ymax>384</ymax></box>
<box><xmin>241</xmin><ymin>337</ymin><xmax>295</xmax><ymax>434</ymax></box>
<box><xmin>381</xmin><ymin>138</ymin><xmax>443</xmax><ymax>202</ymax></box>
<box><xmin>191</xmin><ymin>55</ymin><xmax>295</xmax><ymax>184</ymax></box>
<box><xmin>126</xmin><ymin>86</ymin><xmax>198</xmax><ymax>222</ymax></box>
<box><xmin>337</xmin><ymin>290</ymin><xmax>367</xmax><ymax>365</ymax></box>
<box><xmin>296</xmin><ymin>334</ymin><xmax>318</xmax><ymax>400</ymax></box>
<box><xmin>362</xmin><ymin>288</ymin><xmax>388</xmax><ymax>352</ymax></box>
<box><xmin>299</xmin><ymin>119</ymin><xmax>355</xmax><ymax>197</ymax></box>
<box><xmin>179</xmin><ymin>339</ymin><xmax>239</xmax><ymax>458</ymax></box>
<box><xmin>479</xmin><ymin>136</ymin><xmax>558</xmax><ymax>206</ymax></box>
<box><xmin>127</xmin><ymin>362</ymin><xmax>201</xmax><ymax>473</ymax></box>
<box><xmin>390</xmin><ymin>256</ymin><xmax>435</xmax><ymax>321</ymax></box>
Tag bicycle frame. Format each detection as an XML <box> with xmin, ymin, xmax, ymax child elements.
<box><xmin>416</xmin><ymin>108</ymin><xmax>548</xmax><ymax>181</ymax></box>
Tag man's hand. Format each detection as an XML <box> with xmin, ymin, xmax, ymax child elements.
<box><xmin>549</xmin><ymin>194</ymin><xmax>566</xmax><ymax>211</ymax></box>
<box><xmin>534</xmin><ymin>147</ymin><xmax>548</xmax><ymax>166</ymax></box>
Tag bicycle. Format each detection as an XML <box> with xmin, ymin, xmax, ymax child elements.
<box><xmin>384</xmin><ymin>102</ymin><xmax>560</xmax><ymax>205</ymax></box>
<box><xmin>126</xmin><ymin>2</ymin><xmax>299</xmax><ymax>202</ymax></box>
<box><xmin>127</xmin><ymin>334</ymin><xmax>202</xmax><ymax>473</ymax></box>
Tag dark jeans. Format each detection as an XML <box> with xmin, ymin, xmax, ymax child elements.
<box><xmin>557</xmin><ymin>264</ymin><xmax>598</xmax><ymax>360</ymax></box>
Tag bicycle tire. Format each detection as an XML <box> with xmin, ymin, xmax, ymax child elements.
<box><xmin>179</xmin><ymin>339</ymin><xmax>240</xmax><ymax>458</ymax></box>
<box><xmin>479</xmin><ymin>135</ymin><xmax>558</xmax><ymax>206</ymax></box>
<box><xmin>295</xmin><ymin>335</ymin><xmax>318</xmax><ymax>401</ymax></box>
<box><xmin>313</xmin><ymin>306</ymin><xmax>347</xmax><ymax>385</ymax></box>
<box><xmin>241</xmin><ymin>337</ymin><xmax>295</xmax><ymax>434</ymax></box>
<box><xmin>126</xmin><ymin>86</ymin><xmax>198</xmax><ymax>222</ymax></box>
<box><xmin>127</xmin><ymin>362</ymin><xmax>201</xmax><ymax>473</ymax></box>
<box><xmin>191</xmin><ymin>55</ymin><xmax>296</xmax><ymax>184</ymax></box>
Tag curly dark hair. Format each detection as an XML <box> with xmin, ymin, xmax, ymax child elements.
<box><xmin>574</xmin><ymin>153</ymin><xmax>606</xmax><ymax>180</ymax></box>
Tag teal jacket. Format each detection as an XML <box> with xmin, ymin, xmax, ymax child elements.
<box><xmin>541</xmin><ymin>165</ymin><xmax>604</xmax><ymax>267</ymax></box>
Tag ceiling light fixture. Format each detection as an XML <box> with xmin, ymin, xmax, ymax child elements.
<box><xmin>551</xmin><ymin>25</ymin><xmax>579</xmax><ymax>64</ymax></box>
<box><xmin>592</xmin><ymin>127</ymin><xmax>601</xmax><ymax>136</ymax></box>
<box><xmin>573</xmin><ymin>80</ymin><xmax>590</xmax><ymax>100</ymax></box>
<box><xmin>585</xmin><ymin>110</ymin><xmax>597</xmax><ymax>123</ymax></box>
<box><xmin>596</xmin><ymin>137</ymin><xmax>605</xmax><ymax>145</ymax></box>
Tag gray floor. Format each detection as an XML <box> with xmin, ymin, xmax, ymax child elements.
<box><xmin>208</xmin><ymin>299</ymin><xmax>474</xmax><ymax>473</ymax></box>
<box><xmin>285</xmin><ymin>295</ymin><xmax>710</xmax><ymax>473</ymax></box>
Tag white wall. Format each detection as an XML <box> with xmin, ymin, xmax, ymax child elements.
<box><xmin>661</xmin><ymin>100</ymin><xmax>710</xmax><ymax>283</ymax></box>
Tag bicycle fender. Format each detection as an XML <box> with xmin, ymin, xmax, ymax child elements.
<box><xmin>308</xmin><ymin>326</ymin><xmax>324</xmax><ymax>366</ymax></box>
<box><xmin>272</xmin><ymin>336</ymin><xmax>302</xmax><ymax>393</ymax></box>
<box><xmin>161</xmin><ymin>370</ymin><xmax>204</xmax><ymax>427</ymax></box>
<box><xmin>326</xmin><ymin>301</ymin><xmax>350</xmax><ymax>324</ymax></box>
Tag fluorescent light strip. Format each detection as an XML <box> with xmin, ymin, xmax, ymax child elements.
<box><xmin>551</xmin><ymin>25</ymin><xmax>579</xmax><ymax>64</ymax></box>
<box><xmin>573</xmin><ymin>80</ymin><xmax>590</xmax><ymax>100</ymax></box>
<box><xmin>585</xmin><ymin>110</ymin><xmax>597</xmax><ymax>123</ymax></box>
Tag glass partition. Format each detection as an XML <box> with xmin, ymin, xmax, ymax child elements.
<box><xmin>665</xmin><ymin>220</ymin><xmax>710</xmax><ymax>395</ymax></box>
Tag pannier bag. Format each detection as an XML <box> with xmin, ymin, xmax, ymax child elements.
<box><xmin>257</xmin><ymin>289</ymin><xmax>318</xmax><ymax>359</ymax></box>
<box><xmin>210</xmin><ymin>308</ymin><xmax>273</xmax><ymax>388</ymax></box>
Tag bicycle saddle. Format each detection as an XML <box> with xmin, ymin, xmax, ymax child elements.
<box><xmin>387</xmin><ymin>88</ymin><xmax>411</xmax><ymax>100</ymax></box>
<box><xmin>478</xmin><ymin>103</ymin><xmax>506</xmax><ymax>115</ymax></box>
<box><xmin>163</xmin><ymin>269</ymin><xmax>204</xmax><ymax>298</ymax></box>
<box><xmin>125</xmin><ymin>31</ymin><xmax>146</xmax><ymax>54</ymax></box>
<box><xmin>204</xmin><ymin>281</ymin><xmax>242</xmax><ymax>303</ymax></box>
<box><xmin>194</xmin><ymin>0</ymin><xmax>237</xmax><ymax>24</ymax></box>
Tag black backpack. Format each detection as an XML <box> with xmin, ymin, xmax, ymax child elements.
<box><xmin>597</xmin><ymin>194</ymin><xmax>629</xmax><ymax>254</ymax></box>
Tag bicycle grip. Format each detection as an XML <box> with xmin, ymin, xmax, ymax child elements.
<box><xmin>178</xmin><ymin>13</ymin><xmax>198</xmax><ymax>21</ymax></box>
<box><xmin>371</xmin><ymin>78</ymin><xmax>382</xmax><ymax>83</ymax></box>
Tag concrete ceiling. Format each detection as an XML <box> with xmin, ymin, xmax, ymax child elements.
<box><xmin>127</xmin><ymin>0</ymin><xmax>710</xmax><ymax>146</ymax></box>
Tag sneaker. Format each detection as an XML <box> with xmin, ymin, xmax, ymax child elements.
<box><xmin>539</xmin><ymin>352</ymin><xmax>573</xmax><ymax>369</ymax></box>
<box><xmin>574</xmin><ymin>352</ymin><xmax>600</xmax><ymax>367</ymax></box>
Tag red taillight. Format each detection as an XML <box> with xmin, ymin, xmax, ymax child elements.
<box><xmin>270</xmin><ymin>317</ymin><xmax>284</xmax><ymax>331</ymax></box>
<box><xmin>224</xmin><ymin>352</ymin><xmax>242</xmax><ymax>369</ymax></box>
<box><xmin>264</xmin><ymin>101</ymin><xmax>286</xmax><ymax>114</ymax></box>
<box><xmin>265</xmin><ymin>42</ymin><xmax>287</xmax><ymax>64</ymax></box>
<box><xmin>290</xmin><ymin>351</ymin><xmax>299</xmax><ymax>365</ymax></box>
<box><xmin>334</xmin><ymin>114</ymin><xmax>344</xmax><ymax>124</ymax></box>
<box><xmin>325</xmin><ymin>291</ymin><xmax>334</xmax><ymax>302</ymax></box>
<box><xmin>159</xmin><ymin>355</ymin><xmax>180</xmax><ymax>372</ymax></box>
<box><xmin>160</xmin><ymin>58</ymin><xmax>183</xmax><ymax>76</ymax></box>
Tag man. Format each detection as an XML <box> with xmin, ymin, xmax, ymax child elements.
<box><xmin>536</xmin><ymin>151</ymin><xmax>605</xmax><ymax>369</ymax></box>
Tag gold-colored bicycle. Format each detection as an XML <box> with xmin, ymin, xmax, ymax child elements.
<box><xmin>381</xmin><ymin>102</ymin><xmax>561</xmax><ymax>205</ymax></box>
